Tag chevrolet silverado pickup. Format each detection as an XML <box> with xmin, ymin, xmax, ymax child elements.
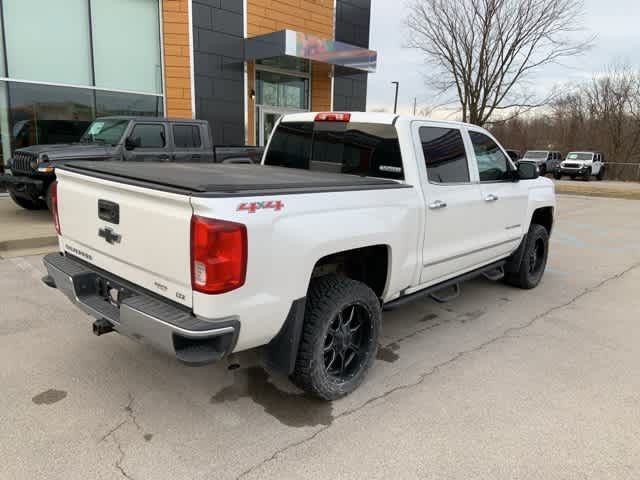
<box><xmin>1</xmin><ymin>116</ymin><xmax>262</xmax><ymax>210</ymax></box>
<box><xmin>43</xmin><ymin>112</ymin><xmax>555</xmax><ymax>400</ymax></box>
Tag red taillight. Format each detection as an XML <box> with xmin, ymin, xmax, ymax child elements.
<box><xmin>190</xmin><ymin>215</ymin><xmax>247</xmax><ymax>294</ymax></box>
<box><xmin>51</xmin><ymin>181</ymin><xmax>61</xmax><ymax>235</ymax></box>
<box><xmin>314</xmin><ymin>112</ymin><xmax>351</xmax><ymax>122</ymax></box>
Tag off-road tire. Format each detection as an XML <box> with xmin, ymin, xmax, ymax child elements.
<box><xmin>554</xmin><ymin>173</ymin><xmax>562</xmax><ymax>180</ymax></box>
<box><xmin>583</xmin><ymin>167</ymin><xmax>592</xmax><ymax>181</ymax></box>
<box><xmin>291</xmin><ymin>275</ymin><xmax>381</xmax><ymax>400</ymax></box>
<box><xmin>597</xmin><ymin>167</ymin><xmax>605</xmax><ymax>181</ymax></box>
<box><xmin>8</xmin><ymin>190</ymin><xmax>45</xmax><ymax>210</ymax></box>
<box><xmin>504</xmin><ymin>224</ymin><xmax>549</xmax><ymax>290</ymax></box>
<box><xmin>539</xmin><ymin>164</ymin><xmax>547</xmax><ymax>176</ymax></box>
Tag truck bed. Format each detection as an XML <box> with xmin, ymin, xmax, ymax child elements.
<box><xmin>59</xmin><ymin>162</ymin><xmax>409</xmax><ymax>197</ymax></box>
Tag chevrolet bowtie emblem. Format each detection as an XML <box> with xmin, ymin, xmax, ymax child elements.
<box><xmin>98</xmin><ymin>227</ymin><xmax>122</xmax><ymax>245</ymax></box>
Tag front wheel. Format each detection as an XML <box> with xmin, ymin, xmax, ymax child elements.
<box><xmin>597</xmin><ymin>167</ymin><xmax>605</xmax><ymax>181</ymax></box>
<box><xmin>504</xmin><ymin>224</ymin><xmax>549</xmax><ymax>289</ymax></box>
<box><xmin>583</xmin><ymin>167</ymin><xmax>592</xmax><ymax>181</ymax></box>
<box><xmin>539</xmin><ymin>164</ymin><xmax>547</xmax><ymax>176</ymax></box>
<box><xmin>554</xmin><ymin>173</ymin><xmax>562</xmax><ymax>180</ymax></box>
<box><xmin>291</xmin><ymin>275</ymin><xmax>381</xmax><ymax>400</ymax></box>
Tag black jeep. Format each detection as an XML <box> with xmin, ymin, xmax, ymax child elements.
<box><xmin>1</xmin><ymin>116</ymin><xmax>262</xmax><ymax>210</ymax></box>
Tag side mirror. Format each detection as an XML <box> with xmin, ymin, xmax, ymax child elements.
<box><xmin>517</xmin><ymin>162</ymin><xmax>539</xmax><ymax>180</ymax></box>
<box><xmin>125</xmin><ymin>136</ymin><xmax>139</xmax><ymax>151</ymax></box>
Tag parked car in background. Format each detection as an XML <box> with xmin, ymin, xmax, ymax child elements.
<box><xmin>554</xmin><ymin>152</ymin><xmax>605</xmax><ymax>181</ymax></box>
<box><xmin>521</xmin><ymin>150</ymin><xmax>562</xmax><ymax>176</ymax></box>
<box><xmin>505</xmin><ymin>149</ymin><xmax>522</xmax><ymax>163</ymax></box>
<box><xmin>44</xmin><ymin>111</ymin><xmax>555</xmax><ymax>400</ymax></box>
<box><xmin>0</xmin><ymin>117</ymin><xmax>262</xmax><ymax>210</ymax></box>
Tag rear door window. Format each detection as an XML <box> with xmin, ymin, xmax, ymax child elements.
<box><xmin>264</xmin><ymin>121</ymin><xmax>404</xmax><ymax>180</ymax></box>
<box><xmin>419</xmin><ymin>127</ymin><xmax>469</xmax><ymax>184</ymax></box>
<box><xmin>173</xmin><ymin>124</ymin><xmax>202</xmax><ymax>149</ymax></box>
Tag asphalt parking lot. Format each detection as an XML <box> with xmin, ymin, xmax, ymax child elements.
<box><xmin>2</xmin><ymin>194</ymin><xmax>640</xmax><ymax>479</ymax></box>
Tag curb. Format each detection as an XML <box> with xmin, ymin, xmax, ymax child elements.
<box><xmin>0</xmin><ymin>235</ymin><xmax>58</xmax><ymax>254</ymax></box>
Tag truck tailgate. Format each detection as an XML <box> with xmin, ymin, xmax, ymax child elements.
<box><xmin>56</xmin><ymin>169</ymin><xmax>194</xmax><ymax>308</ymax></box>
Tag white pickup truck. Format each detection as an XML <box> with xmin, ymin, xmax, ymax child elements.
<box><xmin>44</xmin><ymin>112</ymin><xmax>555</xmax><ymax>400</ymax></box>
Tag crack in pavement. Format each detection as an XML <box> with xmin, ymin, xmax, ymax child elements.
<box><xmin>236</xmin><ymin>261</ymin><xmax>640</xmax><ymax>479</ymax></box>
<box><xmin>99</xmin><ymin>394</ymin><xmax>140</xmax><ymax>480</ymax></box>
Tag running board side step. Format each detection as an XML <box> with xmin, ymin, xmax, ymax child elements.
<box><xmin>429</xmin><ymin>283</ymin><xmax>460</xmax><ymax>303</ymax></box>
<box><xmin>383</xmin><ymin>260</ymin><xmax>506</xmax><ymax>311</ymax></box>
<box><xmin>483</xmin><ymin>266</ymin><xmax>505</xmax><ymax>281</ymax></box>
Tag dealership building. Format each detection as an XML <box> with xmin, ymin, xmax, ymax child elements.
<box><xmin>0</xmin><ymin>0</ymin><xmax>375</xmax><ymax>169</ymax></box>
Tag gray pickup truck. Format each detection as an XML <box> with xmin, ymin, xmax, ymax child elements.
<box><xmin>1</xmin><ymin>116</ymin><xmax>262</xmax><ymax>210</ymax></box>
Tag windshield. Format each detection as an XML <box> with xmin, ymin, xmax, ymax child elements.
<box><xmin>80</xmin><ymin>119</ymin><xmax>129</xmax><ymax>146</ymax></box>
<box><xmin>523</xmin><ymin>151</ymin><xmax>548</xmax><ymax>159</ymax></box>
<box><xmin>566</xmin><ymin>152</ymin><xmax>594</xmax><ymax>161</ymax></box>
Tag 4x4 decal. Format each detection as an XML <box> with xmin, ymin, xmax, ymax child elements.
<box><xmin>237</xmin><ymin>200</ymin><xmax>284</xmax><ymax>214</ymax></box>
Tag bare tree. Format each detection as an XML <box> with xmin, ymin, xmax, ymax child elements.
<box><xmin>406</xmin><ymin>0</ymin><xmax>593</xmax><ymax>126</ymax></box>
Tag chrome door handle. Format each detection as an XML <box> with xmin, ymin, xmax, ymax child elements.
<box><xmin>429</xmin><ymin>200</ymin><xmax>447</xmax><ymax>210</ymax></box>
<box><xmin>485</xmin><ymin>194</ymin><xmax>499</xmax><ymax>202</ymax></box>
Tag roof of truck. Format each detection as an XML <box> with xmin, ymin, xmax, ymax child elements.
<box><xmin>96</xmin><ymin>116</ymin><xmax>209</xmax><ymax>123</ymax></box>
<box><xmin>280</xmin><ymin>112</ymin><xmax>474</xmax><ymax>129</ymax></box>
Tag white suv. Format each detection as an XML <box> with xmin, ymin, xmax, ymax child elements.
<box><xmin>554</xmin><ymin>152</ymin><xmax>605</xmax><ymax>181</ymax></box>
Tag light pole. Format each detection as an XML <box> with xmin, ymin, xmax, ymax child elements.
<box><xmin>391</xmin><ymin>81</ymin><xmax>399</xmax><ymax>114</ymax></box>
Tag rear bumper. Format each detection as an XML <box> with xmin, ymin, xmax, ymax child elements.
<box><xmin>43</xmin><ymin>252</ymin><xmax>239</xmax><ymax>366</ymax></box>
<box><xmin>0</xmin><ymin>174</ymin><xmax>45</xmax><ymax>197</ymax></box>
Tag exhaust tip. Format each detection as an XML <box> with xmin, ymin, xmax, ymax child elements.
<box><xmin>93</xmin><ymin>318</ymin><xmax>114</xmax><ymax>336</ymax></box>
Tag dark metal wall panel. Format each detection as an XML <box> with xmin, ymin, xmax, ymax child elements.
<box><xmin>192</xmin><ymin>0</ymin><xmax>245</xmax><ymax>144</ymax></box>
<box><xmin>333</xmin><ymin>0</ymin><xmax>371</xmax><ymax>112</ymax></box>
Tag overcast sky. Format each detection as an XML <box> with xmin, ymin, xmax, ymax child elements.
<box><xmin>366</xmin><ymin>0</ymin><xmax>640</xmax><ymax>115</ymax></box>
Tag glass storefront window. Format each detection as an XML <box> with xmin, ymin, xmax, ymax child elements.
<box><xmin>2</xmin><ymin>0</ymin><xmax>92</xmax><ymax>86</ymax></box>
<box><xmin>90</xmin><ymin>0</ymin><xmax>162</xmax><ymax>94</ymax></box>
<box><xmin>96</xmin><ymin>91</ymin><xmax>163</xmax><ymax>118</ymax></box>
<box><xmin>8</xmin><ymin>82</ymin><xmax>94</xmax><ymax>149</ymax></box>
<box><xmin>256</xmin><ymin>71</ymin><xmax>309</xmax><ymax>109</ymax></box>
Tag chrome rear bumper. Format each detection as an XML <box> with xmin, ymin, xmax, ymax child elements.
<box><xmin>43</xmin><ymin>252</ymin><xmax>239</xmax><ymax>365</ymax></box>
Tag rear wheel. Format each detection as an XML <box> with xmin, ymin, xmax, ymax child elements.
<box><xmin>504</xmin><ymin>224</ymin><xmax>549</xmax><ymax>289</ymax></box>
<box><xmin>291</xmin><ymin>275</ymin><xmax>380</xmax><ymax>400</ymax></box>
<box><xmin>8</xmin><ymin>190</ymin><xmax>46</xmax><ymax>210</ymax></box>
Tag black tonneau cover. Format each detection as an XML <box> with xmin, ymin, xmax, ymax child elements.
<box><xmin>59</xmin><ymin>162</ymin><xmax>409</xmax><ymax>197</ymax></box>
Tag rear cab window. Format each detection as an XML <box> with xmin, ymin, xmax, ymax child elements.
<box><xmin>173</xmin><ymin>124</ymin><xmax>202</xmax><ymax>149</ymax></box>
<box><xmin>264</xmin><ymin>121</ymin><xmax>404</xmax><ymax>181</ymax></box>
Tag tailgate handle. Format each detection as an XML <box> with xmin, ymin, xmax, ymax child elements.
<box><xmin>98</xmin><ymin>199</ymin><xmax>120</xmax><ymax>224</ymax></box>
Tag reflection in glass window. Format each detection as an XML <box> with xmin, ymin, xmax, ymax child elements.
<box><xmin>90</xmin><ymin>0</ymin><xmax>162</xmax><ymax>94</ymax></box>
<box><xmin>130</xmin><ymin>124</ymin><xmax>165</xmax><ymax>148</ymax></box>
<box><xmin>469</xmin><ymin>131</ymin><xmax>510</xmax><ymax>182</ymax></box>
<box><xmin>256</xmin><ymin>71</ymin><xmax>309</xmax><ymax>109</ymax></box>
<box><xmin>3</xmin><ymin>0</ymin><xmax>92</xmax><ymax>85</ymax></box>
<box><xmin>96</xmin><ymin>91</ymin><xmax>163</xmax><ymax>118</ymax></box>
<box><xmin>420</xmin><ymin>127</ymin><xmax>469</xmax><ymax>183</ymax></box>
<box><xmin>8</xmin><ymin>82</ymin><xmax>94</xmax><ymax>149</ymax></box>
